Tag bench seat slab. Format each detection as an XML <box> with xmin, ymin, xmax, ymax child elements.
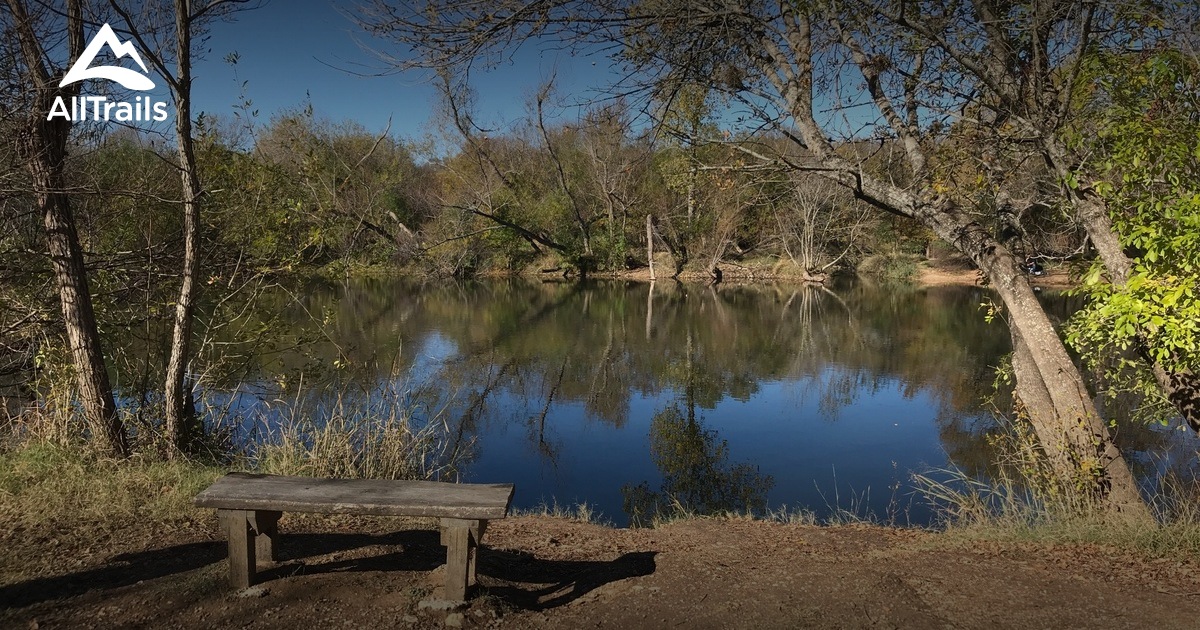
<box><xmin>195</xmin><ymin>473</ymin><xmax>514</xmax><ymax>519</ymax></box>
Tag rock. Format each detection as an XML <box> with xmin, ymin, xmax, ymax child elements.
<box><xmin>402</xmin><ymin>615</ymin><xmax>418</xmax><ymax>624</ymax></box>
<box><xmin>237</xmin><ymin>586</ymin><xmax>269</xmax><ymax>599</ymax></box>
<box><xmin>418</xmin><ymin>598</ymin><xmax>467</xmax><ymax>612</ymax></box>
<box><xmin>445</xmin><ymin>613</ymin><xmax>464</xmax><ymax>628</ymax></box>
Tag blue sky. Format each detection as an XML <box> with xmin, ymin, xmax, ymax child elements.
<box><xmin>189</xmin><ymin>0</ymin><xmax>619</xmax><ymax>144</ymax></box>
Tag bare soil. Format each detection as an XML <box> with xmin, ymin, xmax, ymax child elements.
<box><xmin>3</xmin><ymin>514</ymin><xmax>1199</xmax><ymax>629</ymax></box>
<box><xmin>918</xmin><ymin>257</ymin><xmax>1075</xmax><ymax>289</ymax></box>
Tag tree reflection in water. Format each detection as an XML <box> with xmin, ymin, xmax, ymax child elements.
<box><xmin>623</xmin><ymin>404</ymin><xmax>773</xmax><ymax>526</ymax></box>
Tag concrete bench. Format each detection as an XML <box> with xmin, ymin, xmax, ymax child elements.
<box><xmin>194</xmin><ymin>472</ymin><xmax>514</xmax><ymax>601</ymax></box>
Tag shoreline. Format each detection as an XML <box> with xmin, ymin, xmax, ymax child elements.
<box><xmin>335</xmin><ymin>258</ymin><xmax>1081</xmax><ymax>290</ymax></box>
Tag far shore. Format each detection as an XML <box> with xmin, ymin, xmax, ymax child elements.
<box><xmin>496</xmin><ymin>259</ymin><xmax>1079</xmax><ymax>290</ymax></box>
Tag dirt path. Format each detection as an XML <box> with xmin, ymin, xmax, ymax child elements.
<box><xmin>3</xmin><ymin>515</ymin><xmax>1199</xmax><ymax>629</ymax></box>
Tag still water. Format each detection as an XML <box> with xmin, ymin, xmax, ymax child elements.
<box><xmin>209</xmin><ymin>278</ymin><xmax>1199</xmax><ymax>526</ymax></box>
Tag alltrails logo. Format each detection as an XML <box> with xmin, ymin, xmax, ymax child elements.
<box><xmin>48</xmin><ymin>23</ymin><xmax>169</xmax><ymax>122</ymax></box>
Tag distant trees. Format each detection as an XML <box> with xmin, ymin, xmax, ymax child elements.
<box><xmin>255</xmin><ymin>108</ymin><xmax>428</xmax><ymax>266</ymax></box>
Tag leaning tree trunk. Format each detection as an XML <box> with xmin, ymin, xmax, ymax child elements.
<box><xmin>923</xmin><ymin>202</ymin><xmax>1150</xmax><ymax>521</ymax></box>
<box><xmin>1041</xmin><ymin>135</ymin><xmax>1200</xmax><ymax>432</ymax></box>
<box><xmin>163</xmin><ymin>0</ymin><xmax>202</xmax><ymax>456</ymax></box>
<box><xmin>10</xmin><ymin>0</ymin><xmax>129</xmax><ymax>458</ymax></box>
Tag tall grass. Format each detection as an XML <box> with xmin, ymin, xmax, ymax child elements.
<box><xmin>914</xmin><ymin>417</ymin><xmax>1200</xmax><ymax>558</ymax></box>
<box><xmin>0</xmin><ymin>368</ymin><xmax>471</xmax><ymax>536</ymax></box>
<box><xmin>254</xmin><ymin>379</ymin><xmax>470</xmax><ymax>482</ymax></box>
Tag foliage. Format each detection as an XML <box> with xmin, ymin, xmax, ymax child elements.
<box><xmin>1066</xmin><ymin>50</ymin><xmax>1200</xmax><ymax>419</ymax></box>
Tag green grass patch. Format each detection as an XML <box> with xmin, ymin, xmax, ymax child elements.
<box><xmin>0</xmin><ymin>442</ymin><xmax>226</xmax><ymax>531</ymax></box>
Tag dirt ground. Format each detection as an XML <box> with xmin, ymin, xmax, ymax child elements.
<box><xmin>3</xmin><ymin>514</ymin><xmax>1200</xmax><ymax>629</ymax></box>
<box><xmin>917</xmin><ymin>257</ymin><xmax>1075</xmax><ymax>289</ymax></box>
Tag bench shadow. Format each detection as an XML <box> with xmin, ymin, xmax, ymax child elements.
<box><xmin>2</xmin><ymin>533</ymin><xmax>656</xmax><ymax>614</ymax></box>
<box><xmin>0</xmin><ymin>531</ymin><xmax>434</xmax><ymax>611</ymax></box>
<box><xmin>480</xmin><ymin>549</ymin><xmax>658</xmax><ymax>611</ymax></box>
<box><xmin>260</xmin><ymin>530</ymin><xmax>445</xmax><ymax>579</ymax></box>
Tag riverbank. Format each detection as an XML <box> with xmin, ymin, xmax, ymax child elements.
<box><xmin>2</xmin><ymin>448</ymin><xmax>1199</xmax><ymax>629</ymax></box>
<box><xmin>352</xmin><ymin>254</ymin><xmax>1081</xmax><ymax>290</ymax></box>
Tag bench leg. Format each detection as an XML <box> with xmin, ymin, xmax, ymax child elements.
<box><xmin>252</xmin><ymin>510</ymin><xmax>282</xmax><ymax>567</ymax></box>
<box><xmin>439</xmin><ymin>518</ymin><xmax>486</xmax><ymax>601</ymax></box>
<box><xmin>218</xmin><ymin>509</ymin><xmax>256</xmax><ymax>589</ymax></box>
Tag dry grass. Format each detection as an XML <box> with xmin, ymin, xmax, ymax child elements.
<box><xmin>253</xmin><ymin>380</ymin><xmax>469</xmax><ymax>482</ymax></box>
<box><xmin>913</xmin><ymin>418</ymin><xmax>1200</xmax><ymax>559</ymax></box>
<box><xmin>517</xmin><ymin>500</ymin><xmax>612</xmax><ymax>526</ymax></box>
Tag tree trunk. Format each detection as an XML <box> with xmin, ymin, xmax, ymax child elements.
<box><xmin>26</xmin><ymin>122</ymin><xmax>129</xmax><ymax>458</ymax></box>
<box><xmin>646</xmin><ymin>214</ymin><xmax>655</xmax><ymax>280</ymax></box>
<box><xmin>925</xmin><ymin>202</ymin><xmax>1149</xmax><ymax>521</ymax></box>
<box><xmin>1042</xmin><ymin>135</ymin><xmax>1200</xmax><ymax>432</ymax></box>
<box><xmin>10</xmin><ymin>0</ymin><xmax>128</xmax><ymax>458</ymax></box>
<box><xmin>164</xmin><ymin>0</ymin><xmax>202</xmax><ymax>455</ymax></box>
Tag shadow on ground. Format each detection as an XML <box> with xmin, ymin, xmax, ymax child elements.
<box><xmin>481</xmin><ymin>549</ymin><xmax>658</xmax><ymax>610</ymax></box>
<box><xmin>1</xmin><ymin>530</ymin><xmax>656</xmax><ymax>614</ymax></box>
<box><xmin>0</xmin><ymin>540</ymin><xmax>224</xmax><ymax>610</ymax></box>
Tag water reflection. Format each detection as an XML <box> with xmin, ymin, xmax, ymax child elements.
<box><xmin>184</xmin><ymin>278</ymin><xmax>1197</xmax><ymax>525</ymax></box>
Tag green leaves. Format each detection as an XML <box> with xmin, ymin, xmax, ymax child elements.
<box><xmin>1065</xmin><ymin>48</ymin><xmax>1200</xmax><ymax>419</ymax></box>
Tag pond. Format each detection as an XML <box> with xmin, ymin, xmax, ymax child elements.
<box><xmin>198</xmin><ymin>278</ymin><xmax>1200</xmax><ymax>526</ymax></box>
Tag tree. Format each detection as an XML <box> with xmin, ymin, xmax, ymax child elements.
<box><xmin>3</xmin><ymin>0</ymin><xmax>128</xmax><ymax>457</ymax></box>
<box><xmin>109</xmin><ymin>0</ymin><xmax>255</xmax><ymax>454</ymax></box>
<box><xmin>255</xmin><ymin>108</ymin><xmax>424</xmax><ymax>266</ymax></box>
<box><xmin>354</xmin><ymin>0</ymin><xmax>1154</xmax><ymax>518</ymax></box>
<box><xmin>775</xmin><ymin>173</ymin><xmax>869</xmax><ymax>282</ymax></box>
<box><xmin>872</xmin><ymin>0</ymin><xmax>1200</xmax><ymax>434</ymax></box>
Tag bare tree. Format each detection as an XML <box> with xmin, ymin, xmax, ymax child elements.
<box><xmin>4</xmin><ymin>0</ymin><xmax>128</xmax><ymax>457</ymax></box>
<box><xmin>776</xmin><ymin>174</ymin><xmax>869</xmax><ymax>283</ymax></box>
<box><xmin>110</xmin><ymin>0</ymin><xmax>254</xmax><ymax>455</ymax></box>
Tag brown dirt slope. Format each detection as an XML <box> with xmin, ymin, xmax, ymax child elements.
<box><xmin>2</xmin><ymin>516</ymin><xmax>1198</xmax><ymax>629</ymax></box>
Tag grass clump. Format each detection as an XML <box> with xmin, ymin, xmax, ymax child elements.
<box><xmin>914</xmin><ymin>417</ymin><xmax>1200</xmax><ymax>559</ymax></box>
<box><xmin>255</xmin><ymin>381</ymin><xmax>468</xmax><ymax>482</ymax></box>
<box><xmin>857</xmin><ymin>252</ymin><xmax>921</xmax><ymax>284</ymax></box>
<box><xmin>518</xmin><ymin>500</ymin><xmax>612</xmax><ymax>526</ymax></box>
<box><xmin>0</xmin><ymin>441</ymin><xmax>224</xmax><ymax>530</ymax></box>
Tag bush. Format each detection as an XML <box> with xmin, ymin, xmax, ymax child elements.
<box><xmin>857</xmin><ymin>252</ymin><xmax>921</xmax><ymax>284</ymax></box>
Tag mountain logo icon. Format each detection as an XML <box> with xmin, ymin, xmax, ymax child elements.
<box><xmin>60</xmin><ymin>23</ymin><xmax>155</xmax><ymax>91</ymax></box>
